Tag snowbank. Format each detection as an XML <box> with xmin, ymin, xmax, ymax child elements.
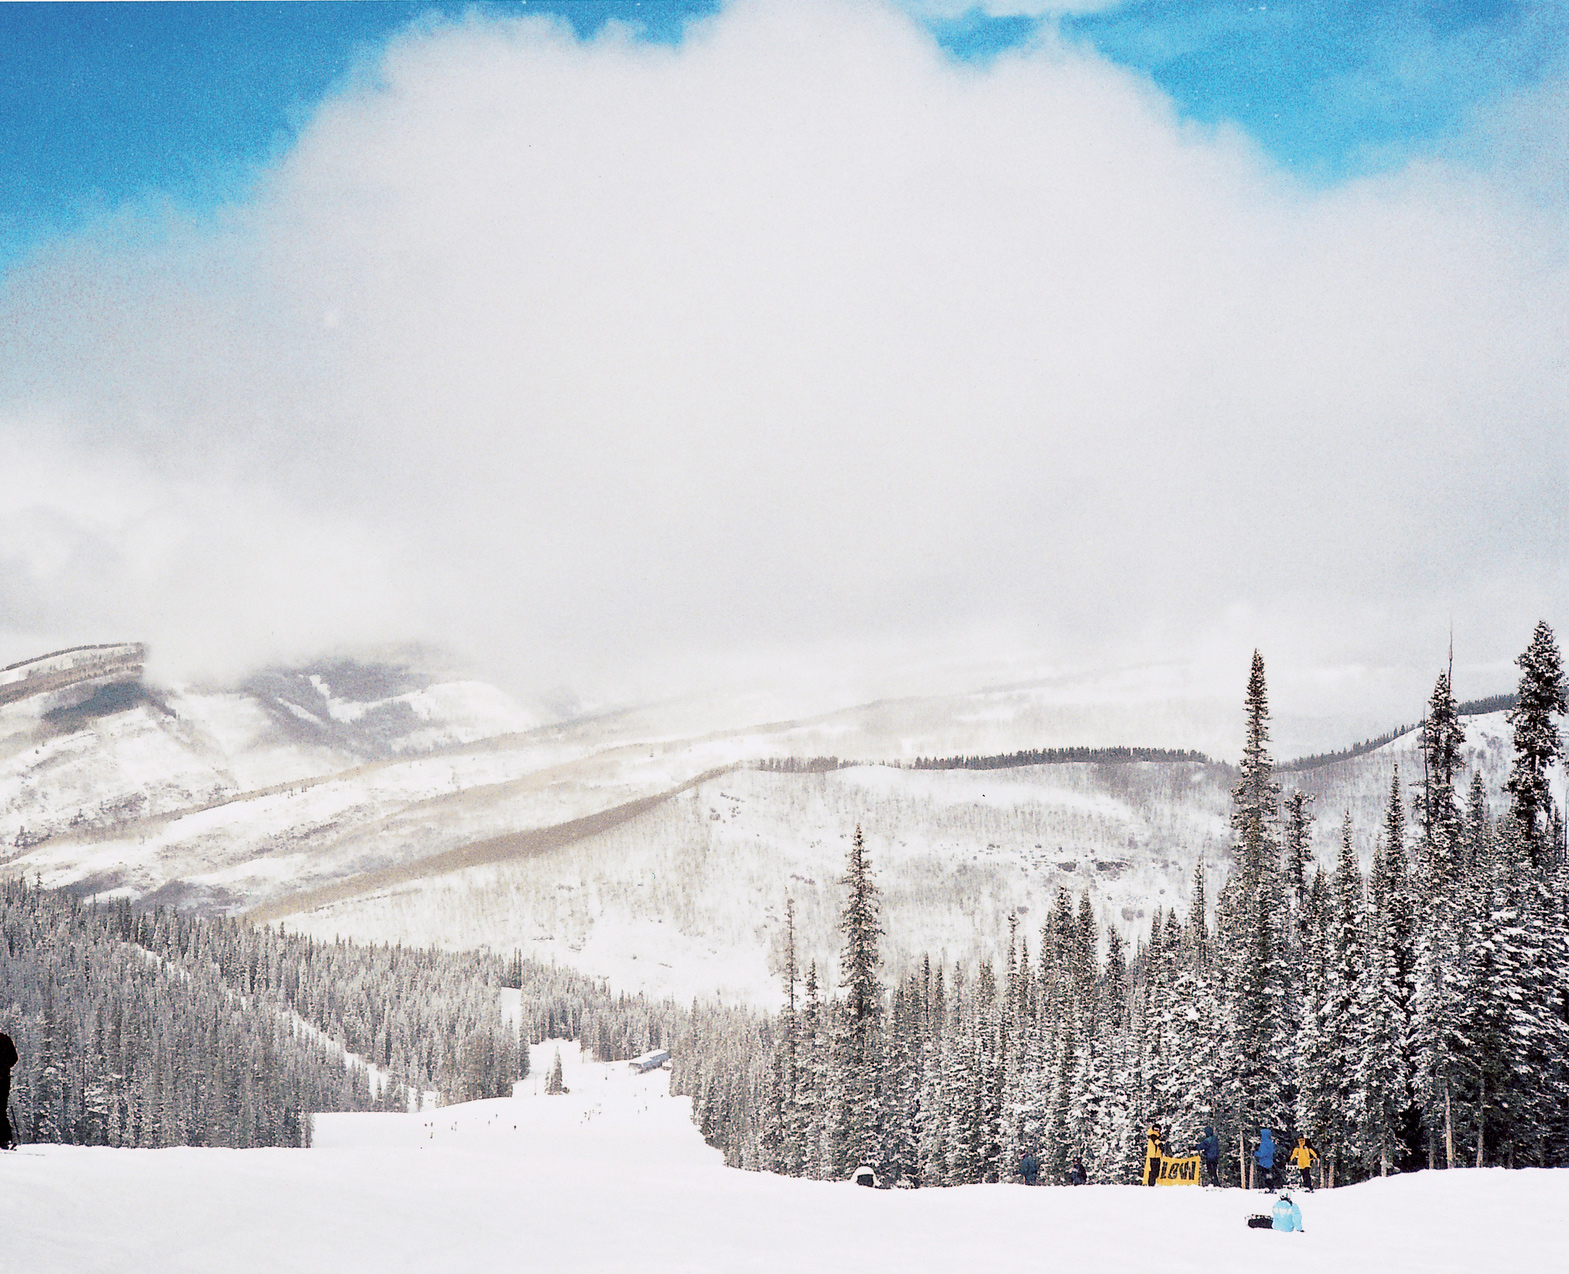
<box><xmin>1</xmin><ymin>1043</ymin><xmax>1560</xmax><ymax>1273</ymax></box>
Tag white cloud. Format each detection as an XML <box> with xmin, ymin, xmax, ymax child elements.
<box><xmin>897</xmin><ymin>1</ymin><xmax>1119</xmax><ymax>17</ymax></box>
<box><xmin>1</xmin><ymin>0</ymin><xmax>1565</xmax><ymax>716</ymax></box>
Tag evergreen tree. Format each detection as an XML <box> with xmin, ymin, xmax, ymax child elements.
<box><xmin>833</xmin><ymin>825</ymin><xmax>884</xmax><ymax>1176</ymax></box>
<box><xmin>1356</xmin><ymin>775</ymin><xmax>1418</xmax><ymax>1175</ymax></box>
<box><xmin>1219</xmin><ymin>652</ymin><xmax>1291</xmax><ymax>1160</ymax></box>
<box><xmin>1282</xmin><ymin>790</ymin><xmax>1317</xmax><ymax>924</ymax></box>
<box><xmin>1321</xmin><ymin>812</ymin><xmax>1366</xmax><ymax>1185</ymax></box>
<box><xmin>1504</xmin><ymin>621</ymin><xmax>1567</xmax><ymax>867</ymax></box>
<box><xmin>799</xmin><ymin>961</ymin><xmax>826</xmax><ymax>1177</ymax></box>
<box><xmin>1413</xmin><ymin>670</ymin><xmax>1470</xmax><ymax>1168</ymax></box>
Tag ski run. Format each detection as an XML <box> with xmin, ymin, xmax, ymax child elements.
<box><xmin>0</xmin><ymin>1042</ymin><xmax>1559</xmax><ymax>1274</ymax></box>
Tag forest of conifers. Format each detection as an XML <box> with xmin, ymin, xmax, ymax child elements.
<box><xmin>680</xmin><ymin>622</ymin><xmax>1569</xmax><ymax>1186</ymax></box>
<box><xmin>0</xmin><ymin>883</ymin><xmax>756</xmax><ymax>1148</ymax></box>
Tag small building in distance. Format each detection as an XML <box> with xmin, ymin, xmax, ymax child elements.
<box><xmin>628</xmin><ymin>1049</ymin><xmax>669</xmax><ymax>1073</ymax></box>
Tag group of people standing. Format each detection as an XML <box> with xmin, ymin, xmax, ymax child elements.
<box><xmin>1016</xmin><ymin>1150</ymin><xmax>1087</xmax><ymax>1186</ymax></box>
<box><xmin>1146</xmin><ymin>1121</ymin><xmax>1319</xmax><ymax>1191</ymax></box>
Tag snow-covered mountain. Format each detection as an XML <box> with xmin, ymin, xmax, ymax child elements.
<box><xmin>3</xmin><ymin>642</ymin><xmax>1555</xmax><ymax>1009</ymax></box>
<box><xmin>276</xmin><ymin>712</ymin><xmax>1551</xmax><ymax>1007</ymax></box>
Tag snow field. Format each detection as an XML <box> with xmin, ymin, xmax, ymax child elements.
<box><xmin>287</xmin><ymin>763</ymin><xmax>1241</xmax><ymax>1005</ymax></box>
<box><xmin>3</xmin><ymin>1043</ymin><xmax>1561</xmax><ymax>1273</ymax></box>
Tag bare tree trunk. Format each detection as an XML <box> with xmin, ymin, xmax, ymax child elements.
<box><xmin>1444</xmin><ymin>1081</ymin><xmax>1454</xmax><ymax>1169</ymax></box>
<box><xmin>1475</xmin><ymin>1076</ymin><xmax>1485</xmax><ymax>1170</ymax></box>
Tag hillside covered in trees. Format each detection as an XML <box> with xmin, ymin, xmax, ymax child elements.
<box><xmin>679</xmin><ymin>623</ymin><xmax>1569</xmax><ymax>1186</ymax></box>
<box><xmin>1</xmin><ymin>881</ymin><xmax>756</xmax><ymax>1150</ymax></box>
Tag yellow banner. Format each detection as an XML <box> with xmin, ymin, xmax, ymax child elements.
<box><xmin>1143</xmin><ymin>1152</ymin><xmax>1202</xmax><ymax>1186</ymax></box>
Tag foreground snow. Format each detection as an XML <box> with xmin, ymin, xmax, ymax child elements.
<box><xmin>2</xmin><ymin>1042</ymin><xmax>1561</xmax><ymax>1274</ymax></box>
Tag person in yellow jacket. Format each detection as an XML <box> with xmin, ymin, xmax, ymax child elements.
<box><xmin>1288</xmin><ymin>1136</ymin><xmax>1319</xmax><ymax>1192</ymax></box>
<box><xmin>1144</xmin><ymin>1123</ymin><xmax>1164</xmax><ymax>1186</ymax></box>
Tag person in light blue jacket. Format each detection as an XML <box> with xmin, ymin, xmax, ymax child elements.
<box><xmin>1272</xmin><ymin>1193</ymin><xmax>1304</xmax><ymax>1232</ymax></box>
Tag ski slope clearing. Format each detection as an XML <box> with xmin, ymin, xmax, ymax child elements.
<box><xmin>1</xmin><ymin>1043</ymin><xmax>1559</xmax><ymax>1274</ymax></box>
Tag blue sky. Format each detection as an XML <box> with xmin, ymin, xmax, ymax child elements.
<box><xmin>2</xmin><ymin>1</ymin><xmax>1562</xmax><ymax>273</ymax></box>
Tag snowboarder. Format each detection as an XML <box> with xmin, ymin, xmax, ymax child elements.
<box><xmin>1198</xmin><ymin>1125</ymin><xmax>1221</xmax><ymax>1188</ymax></box>
<box><xmin>1288</xmin><ymin>1136</ymin><xmax>1318</xmax><ymax>1192</ymax></box>
<box><xmin>1019</xmin><ymin>1150</ymin><xmax>1040</xmax><ymax>1186</ymax></box>
<box><xmin>0</xmin><ymin>1029</ymin><xmax>15</xmax><ymax>1150</ymax></box>
<box><xmin>1271</xmin><ymin>1193</ymin><xmax>1304</xmax><ymax>1232</ymax></box>
<box><xmin>1253</xmin><ymin>1127</ymin><xmax>1277</xmax><ymax>1190</ymax></box>
<box><xmin>1067</xmin><ymin>1157</ymin><xmax>1087</xmax><ymax>1186</ymax></box>
<box><xmin>1144</xmin><ymin>1122</ymin><xmax>1164</xmax><ymax>1186</ymax></box>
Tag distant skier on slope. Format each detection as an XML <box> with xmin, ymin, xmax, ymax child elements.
<box><xmin>1198</xmin><ymin>1126</ymin><xmax>1221</xmax><ymax>1188</ymax></box>
<box><xmin>1288</xmin><ymin>1136</ymin><xmax>1319</xmax><ymax>1192</ymax></box>
<box><xmin>1253</xmin><ymin>1127</ymin><xmax>1277</xmax><ymax>1190</ymax></box>
<box><xmin>0</xmin><ymin>1029</ymin><xmax>16</xmax><ymax>1150</ymax></box>
<box><xmin>1067</xmin><ymin>1157</ymin><xmax>1087</xmax><ymax>1186</ymax></box>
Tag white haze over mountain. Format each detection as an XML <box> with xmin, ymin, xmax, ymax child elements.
<box><xmin>1</xmin><ymin>0</ymin><xmax>1565</xmax><ymax>741</ymax></box>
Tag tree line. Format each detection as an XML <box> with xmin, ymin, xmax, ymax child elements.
<box><xmin>908</xmin><ymin>746</ymin><xmax>1212</xmax><ymax>771</ymax></box>
<box><xmin>681</xmin><ymin>623</ymin><xmax>1568</xmax><ymax>1185</ymax></box>
<box><xmin>2</xmin><ymin>884</ymin><xmax>751</xmax><ymax>1149</ymax></box>
<box><xmin>1278</xmin><ymin>692</ymin><xmax>1519</xmax><ymax>773</ymax></box>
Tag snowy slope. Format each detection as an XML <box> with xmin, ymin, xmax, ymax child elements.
<box><xmin>2</xmin><ymin>1043</ymin><xmax>1561</xmax><ymax>1274</ymax></box>
<box><xmin>280</xmin><ymin>710</ymin><xmax>1558</xmax><ymax>1007</ymax></box>
<box><xmin>3</xmin><ymin>638</ymin><xmax>1557</xmax><ymax>1012</ymax></box>
<box><xmin>282</xmin><ymin>761</ymin><xmax>1234</xmax><ymax>1005</ymax></box>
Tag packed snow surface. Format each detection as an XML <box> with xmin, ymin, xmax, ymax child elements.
<box><xmin>2</xmin><ymin>1042</ymin><xmax>1561</xmax><ymax>1274</ymax></box>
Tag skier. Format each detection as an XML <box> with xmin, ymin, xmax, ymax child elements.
<box><xmin>1144</xmin><ymin>1122</ymin><xmax>1164</xmax><ymax>1186</ymax></box>
<box><xmin>1288</xmin><ymin>1136</ymin><xmax>1318</xmax><ymax>1192</ymax></box>
<box><xmin>1019</xmin><ymin>1149</ymin><xmax>1040</xmax><ymax>1186</ymax></box>
<box><xmin>1067</xmin><ymin>1156</ymin><xmax>1087</xmax><ymax>1186</ymax></box>
<box><xmin>1271</xmin><ymin>1193</ymin><xmax>1304</xmax><ymax>1232</ymax></box>
<box><xmin>1197</xmin><ymin>1125</ymin><xmax>1221</xmax><ymax>1188</ymax></box>
<box><xmin>0</xmin><ymin>1028</ymin><xmax>15</xmax><ymax>1150</ymax></box>
<box><xmin>1253</xmin><ymin>1127</ymin><xmax>1277</xmax><ymax>1190</ymax></box>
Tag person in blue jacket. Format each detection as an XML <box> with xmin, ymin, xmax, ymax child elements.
<box><xmin>1019</xmin><ymin>1150</ymin><xmax>1040</xmax><ymax>1186</ymax></box>
<box><xmin>1271</xmin><ymin>1193</ymin><xmax>1304</xmax><ymax>1232</ymax></box>
<box><xmin>1198</xmin><ymin>1126</ymin><xmax>1220</xmax><ymax>1187</ymax></box>
<box><xmin>1254</xmin><ymin>1127</ymin><xmax>1277</xmax><ymax>1190</ymax></box>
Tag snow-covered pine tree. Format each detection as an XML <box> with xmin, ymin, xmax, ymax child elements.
<box><xmin>1493</xmin><ymin>623</ymin><xmax>1569</xmax><ymax>1163</ymax></box>
<box><xmin>1504</xmin><ymin>621</ymin><xmax>1567</xmax><ymax>868</ymax></box>
<box><xmin>1294</xmin><ymin>868</ymin><xmax>1334</xmax><ymax>1162</ymax></box>
<box><xmin>1282</xmin><ymin>789</ymin><xmax>1316</xmax><ymax>927</ymax></box>
<box><xmin>833</xmin><ymin>825</ymin><xmax>884</xmax><ymax>1179</ymax></box>
<box><xmin>877</xmin><ymin>974</ymin><xmax>924</xmax><ymax>1185</ymax></box>
<box><xmin>1356</xmin><ymin>770</ymin><xmax>1418</xmax><ymax>1175</ymax></box>
<box><xmin>1460</xmin><ymin>817</ymin><xmax>1538</xmax><ymax>1166</ymax></box>
<box><xmin>943</xmin><ymin>964</ymin><xmax>986</xmax><ymax>1184</ymax></box>
<box><xmin>916</xmin><ymin>962</ymin><xmax>949</xmax><ymax>1185</ymax></box>
<box><xmin>1413</xmin><ymin>669</ymin><xmax>1471</xmax><ymax>1168</ymax></box>
<box><xmin>798</xmin><ymin>960</ymin><xmax>826</xmax><ymax>1178</ymax></box>
<box><xmin>763</xmin><ymin>898</ymin><xmax>803</xmax><ymax>1175</ymax></box>
<box><xmin>1321</xmin><ymin>811</ymin><xmax>1366</xmax><ymax>1185</ymax></box>
<box><xmin>1218</xmin><ymin>652</ymin><xmax>1291</xmax><ymax>1167</ymax></box>
<box><xmin>1463</xmin><ymin>770</ymin><xmax>1492</xmax><ymax>876</ymax></box>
